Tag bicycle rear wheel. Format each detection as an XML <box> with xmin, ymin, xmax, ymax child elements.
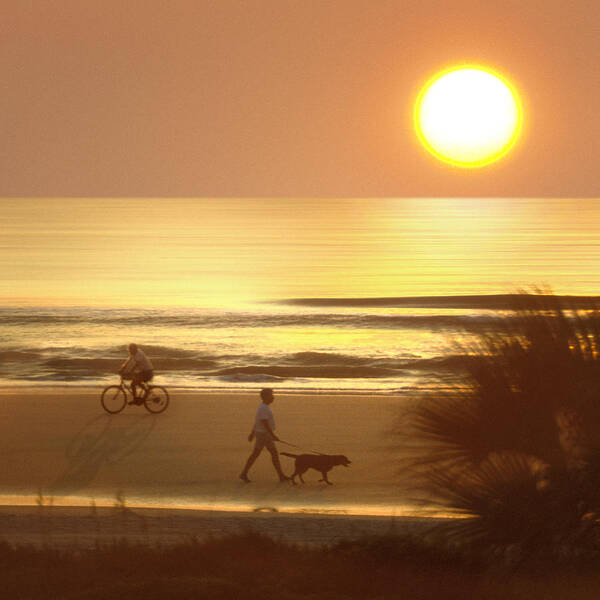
<box><xmin>101</xmin><ymin>385</ymin><xmax>127</xmax><ymax>414</ymax></box>
<box><xmin>144</xmin><ymin>386</ymin><xmax>169</xmax><ymax>414</ymax></box>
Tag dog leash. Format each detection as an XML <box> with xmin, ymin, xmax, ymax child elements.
<box><xmin>278</xmin><ymin>439</ymin><xmax>325</xmax><ymax>455</ymax></box>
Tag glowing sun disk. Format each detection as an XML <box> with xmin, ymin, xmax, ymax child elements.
<box><xmin>414</xmin><ymin>66</ymin><xmax>522</xmax><ymax>168</ymax></box>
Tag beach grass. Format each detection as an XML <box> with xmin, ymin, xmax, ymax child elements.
<box><xmin>3</xmin><ymin>529</ymin><xmax>600</xmax><ymax>600</ymax></box>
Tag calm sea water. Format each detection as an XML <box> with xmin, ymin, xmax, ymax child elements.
<box><xmin>2</xmin><ymin>198</ymin><xmax>600</xmax><ymax>392</ymax></box>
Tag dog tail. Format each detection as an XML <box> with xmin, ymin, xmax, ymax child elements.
<box><xmin>280</xmin><ymin>452</ymin><xmax>299</xmax><ymax>458</ymax></box>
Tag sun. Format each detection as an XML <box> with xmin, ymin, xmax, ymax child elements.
<box><xmin>414</xmin><ymin>65</ymin><xmax>522</xmax><ymax>168</ymax></box>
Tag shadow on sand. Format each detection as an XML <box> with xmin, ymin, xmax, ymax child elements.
<box><xmin>48</xmin><ymin>413</ymin><xmax>157</xmax><ymax>496</ymax></box>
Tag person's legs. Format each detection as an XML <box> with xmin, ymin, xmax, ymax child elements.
<box><xmin>131</xmin><ymin>373</ymin><xmax>142</xmax><ymax>399</ymax></box>
<box><xmin>137</xmin><ymin>370</ymin><xmax>153</xmax><ymax>400</ymax></box>
<box><xmin>240</xmin><ymin>447</ymin><xmax>262</xmax><ymax>481</ymax></box>
<box><xmin>266</xmin><ymin>442</ymin><xmax>289</xmax><ymax>482</ymax></box>
<box><xmin>240</xmin><ymin>436</ymin><xmax>265</xmax><ymax>482</ymax></box>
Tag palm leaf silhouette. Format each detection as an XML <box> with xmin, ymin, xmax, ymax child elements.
<box><xmin>402</xmin><ymin>292</ymin><xmax>600</xmax><ymax>547</ymax></box>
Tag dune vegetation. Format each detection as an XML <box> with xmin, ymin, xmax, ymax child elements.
<box><xmin>4</xmin><ymin>529</ymin><xmax>600</xmax><ymax>600</ymax></box>
<box><xmin>402</xmin><ymin>292</ymin><xmax>600</xmax><ymax>559</ymax></box>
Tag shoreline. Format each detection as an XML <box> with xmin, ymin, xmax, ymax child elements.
<box><xmin>0</xmin><ymin>384</ymin><xmax>417</xmax><ymax>396</ymax></box>
<box><xmin>0</xmin><ymin>493</ymin><xmax>451</xmax><ymax>519</ymax></box>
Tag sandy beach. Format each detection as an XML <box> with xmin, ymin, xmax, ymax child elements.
<box><xmin>0</xmin><ymin>388</ymin><xmax>426</xmax><ymax>545</ymax></box>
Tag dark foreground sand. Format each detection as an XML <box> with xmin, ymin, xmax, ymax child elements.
<box><xmin>0</xmin><ymin>505</ymin><xmax>444</xmax><ymax>548</ymax></box>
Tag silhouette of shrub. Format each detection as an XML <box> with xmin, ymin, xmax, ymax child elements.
<box><xmin>403</xmin><ymin>293</ymin><xmax>600</xmax><ymax>552</ymax></box>
<box><xmin>4</xmin><ymin>531</ymin><xmax>600</xmax><ymax>598</ymax></box>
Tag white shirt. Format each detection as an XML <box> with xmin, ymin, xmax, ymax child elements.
<box><xmin>254</xmin><ymin>402</ymin><xmax>275</xmax><ymax>434</ymax></box>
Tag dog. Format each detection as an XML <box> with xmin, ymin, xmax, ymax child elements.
<box><xmin>280</xmin><ymin>452</ymin><xmax>351</xmax><ymax>485</ymax></box>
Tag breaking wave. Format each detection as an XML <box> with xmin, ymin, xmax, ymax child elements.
<box><xmin>0</xmin><ymin>345</ymin><xmax>469</xmax><ymax>383</ymax></box>
<box><xmin>0</xmin><ymin>298</ymin><xmax>543</xmax><ymax>390</ymax></box>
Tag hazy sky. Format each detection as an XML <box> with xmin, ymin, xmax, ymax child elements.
<box><xmin>3</xmin><ymin>1</ymin><xmax>600</xmax><ymax>197</ymax></box>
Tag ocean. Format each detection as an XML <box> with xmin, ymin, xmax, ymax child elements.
<box><xmin>4</xmin><ymin>197</ymin><xmax>600</xmax><ymax>394</ymax></box>
<box><xmin>0</xmin><ymin>299</ymin><xmax>491</xmax><ymax>392</ymax></box>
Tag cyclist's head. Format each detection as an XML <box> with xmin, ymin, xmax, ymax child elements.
<box><xmin>128</xmin><ymin>343</ymin><xmax>138</xmax><ymax>354</ymax></box>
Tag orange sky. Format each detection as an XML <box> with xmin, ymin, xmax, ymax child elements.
<box><xmin>3</xmin><ymin>1</ymin><xmax>600</xmax><ymax>197</ymax></box>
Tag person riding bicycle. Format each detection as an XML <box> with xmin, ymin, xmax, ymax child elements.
<box><xmin>119</xmin><ymin>343</ymin><xmax>154</xmax><ymax>404</ymax></box>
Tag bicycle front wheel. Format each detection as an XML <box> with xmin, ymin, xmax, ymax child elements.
<box><xmin>144</xmin><ymin>386</ymin><xmax>170</xmax><ymax>414</ymax></box>
<box><xmin>101</xmin><ymin>385</ymin><xmax>127</xmax><ymax>414</ymax></box>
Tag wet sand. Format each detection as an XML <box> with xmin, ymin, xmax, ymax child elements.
<box><xmin>0</xmin><ymin>388</ymin><xmax>429</xmax><ymax>545</ymax></box>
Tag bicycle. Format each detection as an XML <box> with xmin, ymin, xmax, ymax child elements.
<box><xmin>101</xmin><ymin>376</ymin><xmax>170</xmax><ymax>414</ymax></box>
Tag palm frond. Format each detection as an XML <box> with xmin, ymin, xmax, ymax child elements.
<box><xmin>398</xmin><ymin>292</ymin><xmax>600</xmax><ymax>547</ymax></box>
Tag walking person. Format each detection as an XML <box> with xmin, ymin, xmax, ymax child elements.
<box><xmin>240</xmin><ymin>388</ymin><xmax>289</xmax><ymax>483</ymax></box>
